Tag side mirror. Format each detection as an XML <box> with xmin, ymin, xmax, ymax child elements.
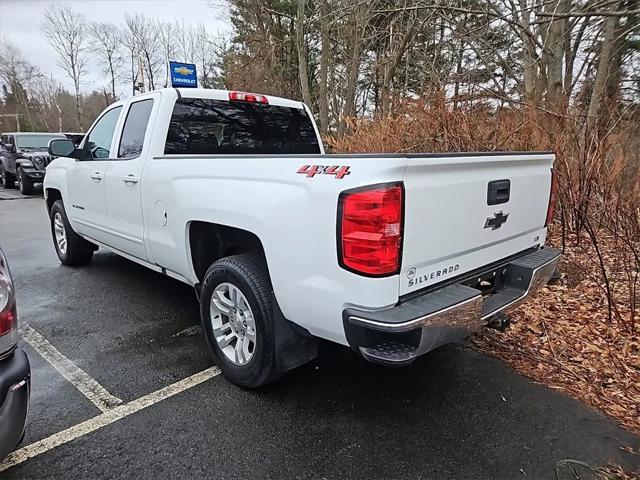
<box><xmin>48</xmin><ymin>138</ymin><xmax>76</xmax><ymax>157</ymax></box>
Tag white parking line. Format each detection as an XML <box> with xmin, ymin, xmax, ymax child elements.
<box><xmin>0</xmin><ymin>367</ymin><xmax>220</xmax><ymax>472</ymax></box>
<box><xmin>19</xmin><ymin>323</ymin><xmax>123</xmax><ymax>412</ymax></box>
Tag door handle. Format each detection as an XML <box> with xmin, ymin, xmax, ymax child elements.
<box><xmin>122</xmin><ymin>174</ymin><xmax>139</xmax><ymax>184</ymax></box>
<box><xmin>89</xmin><ymin>171</ymin><xmax>103</xmax><ymax>181</ymax></box>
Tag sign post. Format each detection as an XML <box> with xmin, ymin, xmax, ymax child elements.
<box><xmin>169</xmin><ymin>61</ymin><xmax>198</xmax><ymax>88</ymax></box>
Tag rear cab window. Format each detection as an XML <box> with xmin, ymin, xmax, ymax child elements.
<box><xmin>164</xmin><ymin>98</ymin><xmax>321</xmax><ymax>155</ymax></box>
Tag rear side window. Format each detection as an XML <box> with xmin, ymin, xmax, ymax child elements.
<box><xmin>118</xmin><ymin>99</ymin><xmax>154</xmax><ymax>158</ymax></box>
<box><xmin>164</xmin><ymin>98</ymin><xmax>320</xmax><ymax>155</ymax></box>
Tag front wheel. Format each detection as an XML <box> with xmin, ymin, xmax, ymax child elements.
<box><xmin>200</xmin><ymin>254</ymin><xmax>279</xmax><ymax>388</ymax></box>
<box><xmin>49</xmin><ymin>200</ymin><xmax>95</xmax><ymax>266</ymax></box>
<box><xmin>17</xmin><ymin>168</ymin><xmax>34</xmax><ymax>195</ymax></box>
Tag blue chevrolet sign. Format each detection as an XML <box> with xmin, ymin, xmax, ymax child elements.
<box><xmin>169</xmin><ymin>61</ymin><xmax>197</xmax><ymax>88</ymax></box>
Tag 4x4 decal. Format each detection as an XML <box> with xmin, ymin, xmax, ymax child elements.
<box><xmin>297</xmin><ymin>165</ymin><xmax>351</xmax><ymax>179</ymax></box>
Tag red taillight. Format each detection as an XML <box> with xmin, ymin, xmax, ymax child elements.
<box><xmin>545</xmin><ymin>168</ymin><xmax>558</xmax><ymax>227</ymax></box>
<box><xmin>229</xmin><ymin>91</ymin><xmax>269</xmax><ymax>104</ymax></box>
<box><xmin>0</xmin><ymin>250</ymin><xmax>17</xmax><ymax>341</ymax></box>
<box><xmin>338</xmin><ymin>183</ymin><xmax>404</xmax><ymax>276</ymax></box>
<box><xmin>0</xmin><ymin>308</ymin><xmax>16</xmax><ymax>337</ymax></box>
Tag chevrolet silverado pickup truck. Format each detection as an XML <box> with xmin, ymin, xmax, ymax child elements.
<box><xmin>43</xmin><ymin>88</ymin><xmax>560</xmax><ymax>388</ymax></box>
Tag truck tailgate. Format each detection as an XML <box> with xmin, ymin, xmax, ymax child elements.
<box><xmin>400</xmin><ymin>153</ymin><xmax>554</xmax><ymax>296</ymax></box>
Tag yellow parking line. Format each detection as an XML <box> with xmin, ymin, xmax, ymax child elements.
<box><xmin>20</xmin><ymin>323</ymin><xmax>122</xmax><ymax>412</ymax></box>
<box><xmin>0</xmin><ymin>367</ymin><xmax>220</xmax><ymax>472</ymax></box>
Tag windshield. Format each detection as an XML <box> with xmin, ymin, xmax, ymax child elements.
<box><xmin>15</xmin><ymin>134</ymin><xmax>64</xmax><ymax>150</ymax></box>
<box><xmin>164</xmin><ymin>98</ymin><xmax>321</xmax><ymax>155</ymax></box>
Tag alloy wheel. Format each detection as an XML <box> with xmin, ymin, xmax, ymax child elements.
<box><xmin>53</xmin><ymin>212</ymin><xmax>67</xmax><ymax>255</ymax></box>
<box><xmin>209</xmin><ymin>282</ymin><xmax>257</xmax><ymax>365</ymax></box>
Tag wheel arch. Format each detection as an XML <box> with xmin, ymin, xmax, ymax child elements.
<box><xmin>188</xmin><ymin>221</ymin><xmax>267</xmax><ymax>283</ymax></box>
<box><xmin>45</xmin><ymin>187</ymin><xmax>63</xmax><ymax>214</ymax></box>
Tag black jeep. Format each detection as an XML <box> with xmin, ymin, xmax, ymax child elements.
<box><xmin>0</xmin><ymin>132</ymin><xmax>66</xmax><ymax>195</ymax></box>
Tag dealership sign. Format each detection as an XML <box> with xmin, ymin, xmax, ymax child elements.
<box><xmin>169</xmin><ymin>61</ymin><xmax>197</xmax><ymax>88</ymax></box>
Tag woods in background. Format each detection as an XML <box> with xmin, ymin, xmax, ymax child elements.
<box><xmin>223</xmin><ymin>0</ymin><xmax>639</xmax><ymax>138</ymax></box>
<box><xmin>0</xmin><ymin>0</ymin><xmax>638</xmax><ymax>138</ymax></box>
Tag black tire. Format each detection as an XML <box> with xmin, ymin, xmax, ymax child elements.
<box><xmin>49</xmin><ymin>200</ymin><xmax>95</xmax><ymax>266</ymax></box>
<box><xmin>0</xmin><ymin>163</ymin><xmax>15</xmax><ymax>188</ymax></box>
<box><xmin>200</xmin><ymin>254</ymin><xmax>279</xmax><ymax>388</ymax></box>
<box><xmin>17</xmin><ymin>168</ymin><xmax>34</xmax><ymax>195</ymax></box>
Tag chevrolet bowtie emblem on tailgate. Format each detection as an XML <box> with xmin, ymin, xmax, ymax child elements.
<box><xmin>484</xmin><ymin>211</ymin><xmax>509</xmax><ymax>230</ymax></box>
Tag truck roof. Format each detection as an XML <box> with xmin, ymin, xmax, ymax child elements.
<box><xmin>127</xmin><ymin>88</ymin><xmax>306</xmax><ymax>110</ymax></box>
<box><xmin>1</xmin><ymin>132</ymin><xmax>66</xmax><ymax>136</ymax></box>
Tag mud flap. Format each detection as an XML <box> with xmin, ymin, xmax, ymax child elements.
<box><xmin>271</xmin><ymin>292</ymin><xmax>319</xmax><ymax>374</ymax></box>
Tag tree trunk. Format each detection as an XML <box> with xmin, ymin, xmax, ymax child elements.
<box><xmin>585</xmin><ymin>11</ymin><xmax>619</xmax><ymax>135</ymax></box>
<box><xmin>605</xmin><ymin>3</ymin><xmax>636</xmax><ymax>105</ymax></box>
<box><xmin>145</xmin><ymin>52</ymin><xmax>155</xmax><ymax>91</ymax></box>
<box><xmin>74</xmin><ymin>80</ymin><xmax>83</xmax><ymax>131</ymax></box>
<box><xmin>338</xmin><ymin>4</ymin><xmax>366</xmax><ymax>135</ymax></box>
<box><xmin>542</xmin><ymin>0</ymin><xmax>567</xmax><ymax>114</ymax></box>
<box><xmin>56</xmin><ymin>102</ymin><xmax>63</xmax><ymax>133</ymax></box>
<box><xmin>453</xmin><ymin>32</ymin><xmax>464</xmax><ymax>110</ymax></box>
<box><xmin>381</xmin><ymin>21</ymin><xmax>416</xmax><ymax>114</ymax></box>
<box><xmin>519</xmin><ymin>0</ymin><xmax>539</xmax><ymax>107</ymax></box>
<box><xmin>318</xmin><ymin>0</ymin><xmax>330</xmax><ymax>135</ymax></box>
<box><xmin>296</xmin><ymin>0</ymin><xmax>312</xmax><ymax>108</ymax></box>
<box><xmin>564</xmin><ymin>18</ymin><xmax>588</xmax><ymax>104</ymax></box>
<box><xmin>109</xmin><ymin>56</ymin><xmax>116</xmax><ymax>100</ymax></box>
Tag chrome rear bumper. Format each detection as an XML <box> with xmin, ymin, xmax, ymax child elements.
<box><xmin>343</xmin><ymin>247</ymin><xmax>561</xmax><ymax>366</ymax></box>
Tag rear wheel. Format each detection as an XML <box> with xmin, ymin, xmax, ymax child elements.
<box><xmin>49</xmin><ymin>200</ymin><xmax>95</xmax><ymax>266</ymax></box>
<box><xmin>17</xmin><ymin>168</ymin><xmax>34</xmax><ymax>195</ymax></box>
<box><xmin>0</xmin><ymin>164</ymin><xmax>15</xmax><ymax>188</ymax></box>
<box><xmin>200</xmin><ymin>254</ymin><xmax>279</xmax><ymax>388</ymax></box>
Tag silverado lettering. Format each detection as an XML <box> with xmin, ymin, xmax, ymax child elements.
<box><xmin>408</xmin><ymin>264</ymin><xmax>461</xmax><ymax>287</ymax></box>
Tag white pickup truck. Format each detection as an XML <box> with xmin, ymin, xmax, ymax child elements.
<box><xmin>44</xmin><ymin>88</ymin><xmax>560</xmax><ymax>387</ymax></box>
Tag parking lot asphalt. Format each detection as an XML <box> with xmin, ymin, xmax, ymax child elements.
<box><xmin>0</xmin><ymin>190</ymin><xmax>638</xmax><ymax>479</ymax></box>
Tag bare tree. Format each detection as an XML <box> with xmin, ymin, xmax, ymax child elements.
<box><xmin>318</xmin><ymin>0</ymin><xmax>331</xmax><ymax>134</ymax></box>
<box><xmin>175</xmin><ymin>20</ymin><xmax>196</xmax><ymax>66</ymax></box>
<box><xmin>157</xmin><ymin>21</ymin><xmax>177</xmax><ymax>87</ymax></box>
<box><xmin>194</xmin><ymin>23</ymin><xmax>214</xmax><ymax>87</ymax></box>
<box><xmin>121</xmin><ymin>18</ymin><xmax>140</xmax><ymax>95</ymax></box>
<box><xmin>296</xmin><ymin>0</ymin><xmax>312</xmax><ymax>108</ymax></box>
<box><xmin>41</xmin><ymin>3</ymin><xmax>88</xmax><ymax>129</ymax></box>
<box><xmin>89</xmin><ymin>21</ymin><xmax>122</xmax><ymax>101</ymax></box>
<box><xmin>0</xmin><ymin>41</ymin><xmax>41</xmax><ymax>127</ymax></box>
<box><xmin>135</xmin><ymin>15</ymin><xmax>163</xmax><ymax>91</ymax></box>
<box><xmin>124</xmin><ymin>13</ymin><xmax>163</xmax><ymax>92</ymax></box>
<box><xmin>339</xmin><ymin>3</ymin><xmax>370</xmax><ymax>134</ymax></box>
<box><xmin>32</xmin><ymin>76</ymin><xmax>66</xmax><ymax>132</ymax></box>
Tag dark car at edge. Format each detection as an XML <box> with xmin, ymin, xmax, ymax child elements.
<box><xmin>0</xmin><ymin>247</ymin><xmax>30</xmax><ymax>459</ymax></box>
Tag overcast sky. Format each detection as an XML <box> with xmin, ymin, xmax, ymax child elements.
<box><xmin>0</xmin><ymin>0</ymin><xmax>232</xmax><ymax>96</ymax></box>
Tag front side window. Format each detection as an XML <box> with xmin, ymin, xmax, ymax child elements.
<box><xmin>83</xmin><ymin>106</ymin><xmax>122</xmax><ymax>159</ymax></box>
<box><xmin>164</xmin><ymin>98</ymin><xmax>321</xmax><ymax>155</ymax></box>
<box><xmin>118</xmin><ymin>99</ymin><xmax>154</xmax><ymax>158</ymax></box>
